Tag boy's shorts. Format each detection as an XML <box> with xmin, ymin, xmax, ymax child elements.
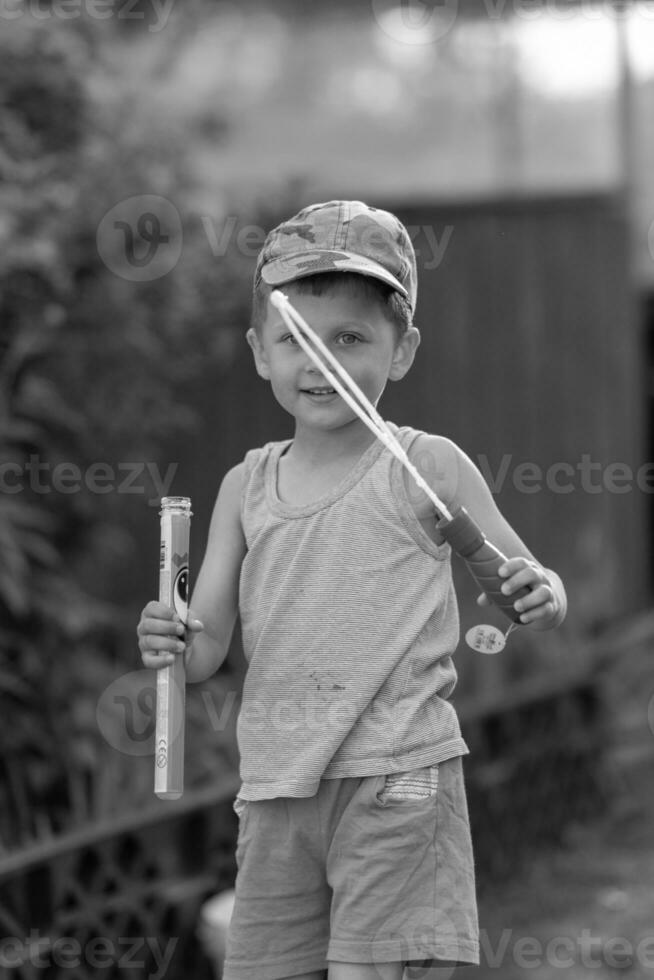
<box><xmin>223</xmin><ymin>754</ymin><xmax>479</xmax><ymax>980</ymax></box>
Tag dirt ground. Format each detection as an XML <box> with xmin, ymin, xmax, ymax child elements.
<box><xmin>432</xmin><ymin>620</ymin><xmax>654</xmax><ymax>980</ymax></box>
<box><xmin>453</xmin><ymin>712</ymin><xmax>654</xmax><ymax>978</ymax></box>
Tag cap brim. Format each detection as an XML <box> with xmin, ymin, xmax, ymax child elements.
<box><xmin>260</xmin><ymin>250</ymin><xmax>410</xmax><ymax>303</ymax></box>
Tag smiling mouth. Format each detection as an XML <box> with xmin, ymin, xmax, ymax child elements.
<box><xmin>301</xmin><ymin>387</ymin><xmax>337</xmax><ymax>396</ymax></box>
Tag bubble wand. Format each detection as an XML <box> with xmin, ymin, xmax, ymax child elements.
<box><xmin>270</xmin><ymin>290</ymin><xmax>529</xmax><ymax>626</ymax></box>
<box><xmin>155</xmin><ymin>496</ymin><xmax>191</xmax><ymax>798</ymax></box>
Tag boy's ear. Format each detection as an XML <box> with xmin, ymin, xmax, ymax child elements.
<box><xmin>389</xmin><ymin>326</ymin><xmax>421</xmax><ymax>381</ymax></box>
<box><xmin>246</xmin><ymin>327</ymin><xmax>271</xmax><ymax>380</ymax></box>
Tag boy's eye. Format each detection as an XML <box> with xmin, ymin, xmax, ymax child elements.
<box><xmin>281</xmin><ymin>332</ymin><xmax>361</xmax><ymax>346</ymax></box>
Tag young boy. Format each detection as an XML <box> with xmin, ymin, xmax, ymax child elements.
<box><xmin>138</xmin><ymin>200</ymin><xmax>567</xmax><ymax>980</ymax></box>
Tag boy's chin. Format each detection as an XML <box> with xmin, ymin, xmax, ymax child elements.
<box><xmin>290</xmin><ymin>411</ymin><xmax>370</xmax><ymax>435</ymax></box>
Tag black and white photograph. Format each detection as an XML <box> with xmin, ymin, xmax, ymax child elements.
<box><xmin>1</xmin><ymin>1</ymin><xmax>654</xmax><ymax>978</ymax></box>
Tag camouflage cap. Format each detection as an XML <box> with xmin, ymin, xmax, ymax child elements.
<box><xmin>255</xmin><ymin>200</ymin><xmax>417</xmax><ymax>312</ymax></box>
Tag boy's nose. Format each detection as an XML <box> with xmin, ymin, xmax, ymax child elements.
<box><xmin>303</xmin><ymin>359</ymin><xmax>323</xmax><ymax>378</ymax></box>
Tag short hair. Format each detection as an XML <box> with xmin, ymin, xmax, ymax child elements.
<box><xmin>251</xmin><ymin>272</ymin><xmax>413</xmax><ymax>342</ymax></box>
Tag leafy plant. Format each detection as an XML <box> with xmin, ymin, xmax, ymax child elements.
<box><xmin>0</xmin><ymin>16</ymin><xmax>253</xmax><ymax>848</ymax></box>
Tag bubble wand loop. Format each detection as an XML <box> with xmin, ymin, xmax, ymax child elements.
<box><xmin>270</xmin><ymin>290</ymin><xmax>529</xmax><ymax>624</ymax></box>
<box><xmin>270</xmin><ymin>291</ymin><xmax>453</xmax><ymax>519</ymax></box>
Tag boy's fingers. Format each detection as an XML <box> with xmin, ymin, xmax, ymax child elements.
<box><xmin>144</xmin><ymin>600</ymin><xmax>177</xmax><ymax>619</ymax></box>
<box><xmin>500</xmin><ymin>565</ymin><xmax>540</xmax><ymax>595</ymax></box>
<box><xmin>142</xmin><ymin>652</ymin><xmax>176</xmax><ymax>669</ymax></box>
<box><xmin>180</xmin><ymin>621</ymin><xmax>203</xmax><ymax>650</ymax></box>
<box><xmin>141</xmin><ymin>635</ymin><xmax>186</xmax><ymax>654</ymax></box>
<box><xmin>139</xmin><ymin>617</ymin><xmax>185</xmax><ymax>637</ymax></box>
<box><xmin>517</xmin><ymin>599</ymin><xmax>554</xmax><ymax>625</ymax></box>
<box><xmin>514</xmin><ymin>583</ymin><xmax>554</xmax><ymax>613</ymax></box>
<box><xmin>498</xmin><ymin>558</ymin><xmax>525</xmax><ymax>577</ymax></box>
<box><xmin>184</xmin><ymin>611</ymin><xmax>204</xmax><ymax>631</ymax></box>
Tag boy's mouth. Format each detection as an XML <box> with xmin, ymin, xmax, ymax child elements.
<box><xmin>301</xmin><ymin>386</ymin><xmax>337</xmax><ymax>397</ymax></box>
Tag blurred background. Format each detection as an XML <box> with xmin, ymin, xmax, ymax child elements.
<box><xmin>2</xmin><ymin>0</ymin><xmax>654</xmax><ymax>977</ymax></box>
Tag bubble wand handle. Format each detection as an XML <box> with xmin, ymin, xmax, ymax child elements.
<box><xmin>155</xmin><ymin>496</ymin><xmax>191</xmax><ymax>799</ymax></box>
<box><xmin>270</xmin><ymin>290</ymin><xmax>529</xmax><ymax>624</ymax></box>
<box><xmin>435</xmin><ymin>507</ymin><xmax>529</xmax><ymax>623</ymax></box>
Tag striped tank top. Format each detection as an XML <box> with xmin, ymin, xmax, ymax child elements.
<box><xmin>236</xmin><ymin>421</ymin><xmax>468</xmax><ymax>801</ymax></box>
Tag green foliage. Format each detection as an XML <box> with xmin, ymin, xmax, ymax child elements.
<box><xmin>0</xmin><ymin>17</ymin><xmax>252</xmax><ymax>847</ymax></box>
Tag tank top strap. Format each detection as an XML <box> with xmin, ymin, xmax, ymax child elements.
<box><xmin>240</xmin><ymin>440</ymin><xmax>287</xmax><ymax>545</ymax></box>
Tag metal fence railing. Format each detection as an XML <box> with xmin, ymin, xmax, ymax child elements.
<box><xmin>0</xmin><ymin>780</ymin><xmax>240</xmax><ymax>980</ymax></box>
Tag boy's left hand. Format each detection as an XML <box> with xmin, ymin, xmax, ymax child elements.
<box><xmin>477</xmin><ymin>557</ymin><xmax>561</xmax><ymax>629</ymax></box>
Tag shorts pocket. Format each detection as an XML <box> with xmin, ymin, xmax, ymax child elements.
<box><xmin>375</xmin><ymin>764</ymin><xmax>439</xmax><ymax>806</ymax></box>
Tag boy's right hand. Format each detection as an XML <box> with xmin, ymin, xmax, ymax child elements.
<box><xmin>137</xmin><ymin>600</ymin><xmax>204</xmax><ymax>670</ymax></box>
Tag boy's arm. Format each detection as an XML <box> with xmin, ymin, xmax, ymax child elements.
<box><xmin>184</xmin><ymin>462</ymin><xmax>247</xmax><ymax>682</ymax></box>
<box><xmin>409</xmin><ymin>434</ymin><xmax>567</xmax><ymax>631</ymax></box>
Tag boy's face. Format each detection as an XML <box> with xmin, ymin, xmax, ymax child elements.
<box><xmin>247</xmin><ymin>280</ymin><xmax>420</xmax><ymax>433</ymax></box>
